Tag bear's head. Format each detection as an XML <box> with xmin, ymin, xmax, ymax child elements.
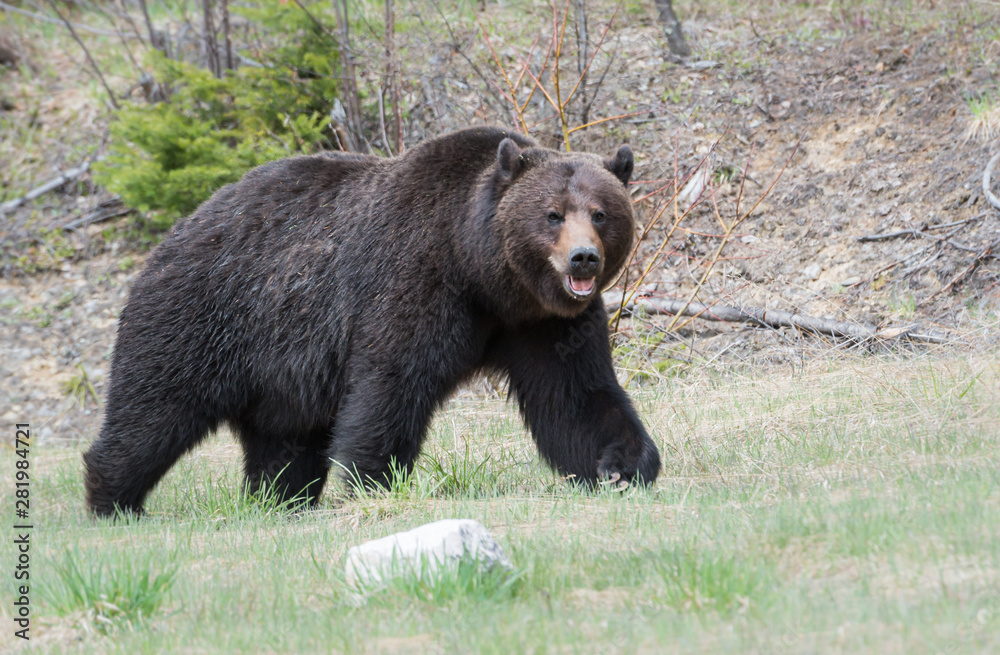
<box><xmin>493</xmin><ymin>138</ymin><xmax>635</xmax><ymax>318</ymax></box>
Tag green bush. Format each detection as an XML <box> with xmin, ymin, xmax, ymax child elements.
<box><xmin>95</xmin><ymin>2</ymin><xmax>343</xmax><ymax>229</ymax></box>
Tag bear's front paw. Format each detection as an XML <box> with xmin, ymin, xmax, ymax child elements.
<box><xmin>596</xmin><ymin>439</ymin><xmax>661</xmax><ymax>489</ymax></box>
<box><xmin>595</xmin><ymin>461</ymin><xmax>629</xmax><ymax>491</ymax></box>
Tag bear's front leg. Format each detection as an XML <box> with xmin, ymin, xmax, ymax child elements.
<box><xmin>493</xmin><ymin>300</ymin><xmax>661</xmax><ymax>487</ymax></box>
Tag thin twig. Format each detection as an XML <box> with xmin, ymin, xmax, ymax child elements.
<box><xmin>85</xmin><ymin>0</ymin><xmax>142</xmax><ymax>73</ymax></box>
<box><xmin>857</xmin><ymin>229</ymin><xmax>929</xmax><ymax>242</ymax></box>
<box><xmin>665</xmin><ymin>137</ymin><xmax>801</xmax><ymax>332</ymax></box>
<box><xmin>291</xmin><ymin>0</ymin><xmax>336</xmax><ymax>45</ymax></box>
<box><xmin>856</xmin><ymin>220</ymin><xmax>972</xmax><ymax>243</ymax></box>
<box><xmin>562</xmin><ymin>2</ymin><xmax>619</xmax><ymax>110</ymax></box>
<box><xmin>115</xmin><ymin>0</ymin><xmax>150</xmax><ymax>50</ymax></box>
<box><xmin>551</xmin><ymin>0</ymin><xmax>573</xmax><ymax>149</ymax></box>
<box><xmin>62</xmin><ymin>201</ymin><xmax>132</xmax><ymax>230</ymax></box>
<box><xmin>852</xmin><ymin>221</ymin><xmax>982</xmax><ymax>288</ymax></box>
<box><xmin>431</xmin><ymin>0</ymin><xmax>508</xmax><ymax>116</ymax></box>
<box><xmin>919</xmin><ymin>237</ymin><xmax>1000</xmax><ymax>306</ymax></box>
<box><xmin>45</xmin><ymin>0</ymin><xmax>120</xmax><ymax>109</ymax></box>
<box><xmin>579</xmin><ymin>35</ymin><xmax>621</xmax><ymax>121</ymax></box>
<box><xmin>566</xmin><ymin>110</ymin><xmax>645</xmax><ymax>134</ymax></box>
<box><xmin>480</xmin><ymin>24</ymin><xmax>530</xmax><ymax>133</ymax></box>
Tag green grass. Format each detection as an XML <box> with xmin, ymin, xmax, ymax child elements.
<box><xmin>363</xmin><ymin>555</ymin><xmax>525</xmax><ymax>606</ymax></box>
<box><xmin>965</xmin><ymin>88</ymin><xmax>1000</xmax><ymax>143</ymax></box>
<box><xmin>35</xmin><ymin>549</ymin><xmax>178</xmax><ymax>634</ymax></box>
<box><xmin>1</xmin><ymin>352</ymin><xmax>998</xmax><ymax>652</ymax></box>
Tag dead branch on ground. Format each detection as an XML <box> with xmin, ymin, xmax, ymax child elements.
<box><xmin>856</xmin><ymin>219</ymin><xmax>972</xmax><ymax>243</ymax></box>
<box><xmin>607</xmin><ymin>294</ymin><xmax>954</xmax><ymax>345</ymax></box>
<box><xmin>849</xmin><ymin>219</ymin><xmax>986</xmax><ymax>289</ymax></box>
<box><xmin>0</xmin><ymin>162</ymin><xmax>92</xmax><ymax>215</ymax></box>
<box><xmin>62</xmin><ymin>199</ymin><xmax>132</xmax><ymax>231</ymax></box>
<box><xmin>919</xmin><ymin>237</ymin><xmax>1000</xmax><ymax>307</ymax></box>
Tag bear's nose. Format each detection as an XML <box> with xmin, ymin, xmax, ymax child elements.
<box><xmin>569</xmin><ymin>246</ymin><xmax>601</xmax><ymax>277</ymax></box>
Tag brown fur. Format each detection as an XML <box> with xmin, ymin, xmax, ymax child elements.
<box><xmin>82</xmin><ymin>127</ymin><xmax>659</xmax><ymax>517</ymax></box>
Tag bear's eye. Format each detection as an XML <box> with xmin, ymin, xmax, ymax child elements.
<box><xmin>592</xmin><ymin>210</ymin><xmax>607</xmax><ymax>225</ymax></box>
<box><xmin>547</xmin><ymin>212</ymin><xmax>564</xmax><ymax>225</ymax></box>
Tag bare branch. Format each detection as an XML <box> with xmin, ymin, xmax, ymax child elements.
<box><xmin>562</xmin><ymin>1</ymin><xmax>619</xmax><ymax>110</ymax></box>
<box><xmin>44</xmin><ymin>1</ymin><xmax>120</xmax><ymax>109</ymax></box>
<box><xmin>565</xmin><ymin>109</ymin><xmax>644</xmax><ymax>134</ymax></box>
<box><xmin>136</xmin><ymin>0</ymin><xmax>158</xmax><ymax>51</ymax></box>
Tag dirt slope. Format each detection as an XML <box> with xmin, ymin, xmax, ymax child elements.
<box><xmin>1</xmin><ymin>2</ymin><xmax>998</xmax><ymax>441</ymax></box>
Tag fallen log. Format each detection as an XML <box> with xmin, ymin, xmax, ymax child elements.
<box><xmin>605</xmin><ymin>293</ymin><xmax>954</xmax><ymax>345</ymax></box>
<box><xmin>0</xmin><ymin>162</ymin><xmax>90</xmax><ymax>215</ymax></box>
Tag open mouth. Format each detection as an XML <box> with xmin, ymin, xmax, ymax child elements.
<box><xmin>564</xmin><ymin>275</ymin><xmax>596</xmax><ymax>298</ymax></box>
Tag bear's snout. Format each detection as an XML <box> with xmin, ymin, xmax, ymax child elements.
<box><xmin>569</xmin><ymin>246</ymin><xmax>601</xmax><ymax>278</ymax></box>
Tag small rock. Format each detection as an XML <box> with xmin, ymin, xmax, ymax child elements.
<box><xmin>803</xmin><ymin>263</ymin><xmax>822</xmax><ymax>280</ymax></box>
<box><xmin>840</xmin><ymin>276</ymin><xmax>862</xmax><ymax>287</ymax></box>
<box><xmin>345</xmin><ymin>519</ymin><xmax>512</xmax><ymax>590</ymax></box>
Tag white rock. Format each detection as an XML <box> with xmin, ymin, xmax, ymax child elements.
<box><xmin>803</xmin><ymin>263</ymin><xmax>822</xmax><ymax>280</ymax></box>
<box><xmin>344</xmin><ymin>519</ymin><xmax>512</xmax><ymax>589</ymax></box>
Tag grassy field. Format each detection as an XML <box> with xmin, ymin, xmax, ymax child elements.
<box><xmin>1</xmin><ymin>351</ymin><xmax>998</xmax><ymax>654</ymax></box>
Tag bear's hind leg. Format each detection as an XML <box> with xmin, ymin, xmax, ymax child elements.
<box><xmin>84</xmin><ymin>403</ymin><xmax>214</xmax><ymax>518</ymax></box>
<box><xmin>327</xmin><ymin>380</ymin><xmax>433</xmax><ymax>491</ymax></box>
<box><xmin>239</xmin><ymin>426</ymin><xmax>332</xmax><ymax>507</ymax></box>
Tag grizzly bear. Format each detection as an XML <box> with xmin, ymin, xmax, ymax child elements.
<box><xmin>83</xmin><ymin>127</ymin><xmax>661</xmax><ymax>517</ymax></box>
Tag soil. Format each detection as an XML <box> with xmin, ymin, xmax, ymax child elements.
<box><xmin>1</xmin><ymin>2</ymin><xmax>998</xmax><ymax>442</ymax></box>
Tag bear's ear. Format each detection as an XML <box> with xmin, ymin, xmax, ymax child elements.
<box><xmin>497</xmin><ymin>138</ymin><xmax>525</xmax><ymax>181</ymax></box>
<box><xmin>604</xmin><ymin>144</ymin><xmax>634</xmax><ymax>187</ymax></box>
